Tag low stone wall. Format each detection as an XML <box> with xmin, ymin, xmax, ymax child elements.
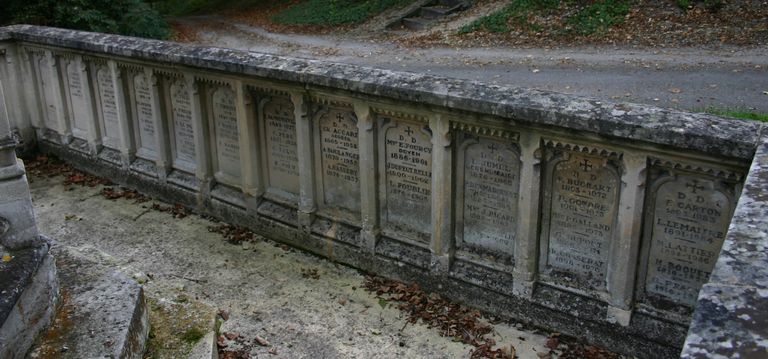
<box><xmin>1</xmin><ymin>25</ymin><xmax>764</xmax><ymax>358</ymax></box>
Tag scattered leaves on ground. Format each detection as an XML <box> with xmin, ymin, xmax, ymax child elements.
<box><xmin>208</xmin><ymin>223</ymin><xmax>257</xmax><ymax>244</ymax></box>
<box><xmin>300</xmin><ymin>268</ymin><xmax>320</xmax><ymax>279</ymax></box>
<box><xmin>363</xmin><ymin>276</ymin><xmax>510</xmax><ymax>359</ymax></box>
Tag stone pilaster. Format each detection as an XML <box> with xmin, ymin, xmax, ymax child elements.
<box><xmin>607</xmin><ymin>151</ymin><xmax>646</xmax><ymax>326</ymax></box>
<box><xmin>185</xmin><ymin>74</ymin><xmax>211</xmax><ymax>204</ymax></box>
<box><xmin>353</xmin><ymin>101</ymin><xmax>379</xmax><ymax>252</ymax></box>
<box><xmin>291</xmin><ymin>92</ymin><xmax>315</xmax><ymax>233</ymax></box>
<box><xmin>108</xmin><ymin>60</ymin><xmax>133</xmax><ymax>166</ymax></box>
<box><xmin>512</xmin><ymin>131</ymin><xmax>542</xmax><ymax>297</ymax></box>
<box><xmin>147</xmin><ymin>70</ymin><xmax>170</xmax><ymax>181</ymax></box>
<box><xmin>236</xmin><ymin>82</ymin><xmax>263</xmax><ymax>216</ymax></box>
<box><xmin>429</xmin><ymin>114</ymin><xmax>453</xmax><ymax>272</ymax></box>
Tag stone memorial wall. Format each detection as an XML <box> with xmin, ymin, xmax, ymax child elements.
<box><xmin>0</xmin><ymin>26</ymin><xmax>763</xmax><ymax>359</ymax></box>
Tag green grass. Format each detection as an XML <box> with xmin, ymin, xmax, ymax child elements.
<box><xmin>458</xmin><ymin>0</ymin><xmax>559</xmax><ymax>34</ymax></box>
<box><xmin>459</xmin><ymin>0</ymin><xmax>629</xmax><ymax>36</ymax></box>
<box><xmin>272</xmin><ymin>0</ymin><xmax>413</xmax><ymax>26</ymax></box>
<box><xmin>180</xmin><ymin>328</ymin><xmax>206</xmax><ymax>343</ymax></box>
<box><xmin>567</xmin><ymin>1</ymin><xmax>629</xmax><ymax>36</ymax></box>
<box><xmin>703</xmin><ymin>108</ymin><xmax>768</xmax><ymax>122</ymax></box>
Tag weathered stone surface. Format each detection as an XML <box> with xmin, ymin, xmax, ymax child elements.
<box><xmin>540</xmin><ymin>148</ymin><xmax>620</xmax><ymax>291</ymax></box>
<box><xmin>380</xmin><ymin>117</ymin><xmax>432</xmax><ymax>240</ymax></box>
<box><xmin>681</xmin><ymin>132</ymin><xmax>768</xmax><ymax>358</ymax></box>
<box><xmin>262</xmin><ymin>96</ymin><xmax>299</xmax><ymax>196</ymax></box>
<box><xmin>457</xmin><ymin>134</ymin><xmax>520</xmax><ymax>257</ymax></box>
<box><xmin>211</xmin><ymin>86</ymin><xmax>240</xmax><ymax>184</ymax></box>
<box><xmin>1</xmin><ymin>25</ymin><xmax>760</xmax><ymax>160</ymax></box>
<box><xmin>316</xmin><ymin>105</ymin><xmax>360</xmax><ymax>214</ymax></box>
<box><xmin>27</xmin><ymin>245</ymin><xmax>149</xmax><ymax>359</ymax></box>
<box><xmin>0</xmin><ymin>243</ymin><xmax>58</xmax><ymax>359</ymax></box>
<box><xmin>642</xmin><ymin>171</ymin><xmax>737</xmax><ymax>307</ymax></box>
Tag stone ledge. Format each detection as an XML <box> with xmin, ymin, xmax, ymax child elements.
<box><xmin>27</xmin><ymin>245</ymin><xmax>149</xmax><ymax>359</ymax></box>
<box><xmin>1</xmin><ymin>24</ymin><xmax>762</xmax><ymax>160</ymax></box>
<box><xmin>0</xmin><ymin>242</ymin><xmax>58</xmax><ymax>359</ymax></box>
<box><xmin>681</xmin><ymin>131</ymin><xmax>768</xmax><ymax>358</ymax></box>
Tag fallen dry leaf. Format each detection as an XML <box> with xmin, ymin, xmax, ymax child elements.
<box><xmin>255</xmin><ymin>335</ymin><xmax>270</xmax><ymax>346</ymax></box>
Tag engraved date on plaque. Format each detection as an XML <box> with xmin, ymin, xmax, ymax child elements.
<box><xmin>97</xmin><ymin>67</ymin><xmax>120</xmax><ymax>142</ymax></box>
<box><xmin>461</xmin><ymin>137</ymin><xmax>520</xmax><ymax>255</ymax></box>
<box><xmin>319</xmin><ymin>108</ymin><xmax>359</xmax><ymax>213</ymax></box>
<box><xmin>170</xmin><ymin>80</ymin><xmax>196</xmax><ymax>167</ymax></box>
<box><xmin>384</xmin><ymin>121</ymin><xmax>432</xmax><ymax>237</ymax></box>
<box><xmin>212</xmin><ymin>87</ymin><xmax>240</xmax><ymax>182</ymax></box>
<box><xmin>264</xmin><ymin>97</ymin><xmax>299</xmax><ymax>195</ymax></box>
<box><xmin>645</xmin><ymin>175</ymin><xmax>732</xmax><ymax>307</ymax></box>
<box><xmin>66</xmin><ymin>61</ymin><xmax>89</xmax><ymax>135</ymax></box>
<box><xmin>544</xmin><ymin>153</ymin><xmax>619</xmax><ymax>289</ymax></box>
<box><xmin>134</xmin><ymin>73</ymin><xmax>156</xmax><ymax>154</ymax></box>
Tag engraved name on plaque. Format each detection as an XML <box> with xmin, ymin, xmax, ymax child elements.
<box><xmin>644</xmin><ymin>171</ymin><xmax>735</xmax><ymax>307</ymax></box>
<box><xmin>38</xmin><ymin>55</ymin><xmax>59</xmax><ymax>130</ymax></box>
<box><xmin>134</xmin><ymin>73</ymin><xmax>157</xmax><ymax>157</ymax></box>
<box><xmin>542</xmin><ymin>150</ymin><xmax>620</xmax><ymax>290</ymax></box>
<box><xmin>263</xmin><ymin>97</ymin><xmax>299</xmax><ymax>195</ymax></box>
<box><xmin>170</xmin><ymin>79</ymin><xmax>196</xmax><ymax>168</ymax></box>
<box><xmin>97</xmin><ymin>67</ymin><xmax>121</xmax><ymax>143</ymax></box>
<box><xmin>212</xmin><ymin>87</ymin><xmax>241</xmax><ymax>183</ymax></box>
<box><xmin>383</xmin><ymin>119</ymin><xmax>432</xmax><ymax>239</ymax></box>
<box><xmin>460</xmin><ymin>135</ymin><xmax>520</xmax><ymax>256</ymax></box>
<box><xmin>318</xmin><ymin>107</ymin><xmax>360</xmax><ymax>214</ymax></box>
<box><xmin>66</xmin><ymin>60</ymin><xmax>90</xmax><ymax>137</ymax></box>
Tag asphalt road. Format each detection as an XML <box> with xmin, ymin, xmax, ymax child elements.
<box><xmin>184</xmin><ymin>17</ymin><xmax>768</xmax><ymax>114</ymax></box>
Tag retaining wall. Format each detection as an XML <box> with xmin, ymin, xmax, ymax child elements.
<box><xmin>1</xmin><ymin>25</ymin><xmax>765</xmax><ymax>358</ymax></box>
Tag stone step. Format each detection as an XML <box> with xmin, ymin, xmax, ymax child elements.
<box><xmin>0</xmin><ymin>242</ymin><xmax>58</xmax><ymax>359</ymax></box>
<box><xmin>26</xmin><ymin>246</ymin><xmax>149</xmax><ymax>359</ymax></box>
<box><xmin>420</xmin><ymin>6</ymin><xmax>451</xmax><ymax>20</ymax></box>
<box><xmin>402</xmin><ymin>17</ymin><xmax>434</xmax><ymax>31</ymax></box>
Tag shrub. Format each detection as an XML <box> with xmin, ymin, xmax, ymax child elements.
<box><xmin>1</xmin><ymin>0</ymin><xmax>170</xmax><ymax>39</ymax></box>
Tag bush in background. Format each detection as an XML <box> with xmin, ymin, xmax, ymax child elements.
<box><xmin>0</xmin><ymin>0</ymin><xmax>171</xmax><ymax>39</ymax></box>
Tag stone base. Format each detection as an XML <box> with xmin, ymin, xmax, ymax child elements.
<box><xmin>27</xmin><ymin>245</ymin><xmax>149</xmax><ymax>359</ymax></box>
<box><xmin>0</xmin><ymin>241</ymin><xmax>58</xmax><ymax>359</ymax></box>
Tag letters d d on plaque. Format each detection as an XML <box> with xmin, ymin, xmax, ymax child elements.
<box><xmin>640</xmin><ymin>165</ymin><xmax>737</xmax><ymax>308</ymax></box>
<box><xmin>539</xmin><ymin>145</ymin><xmax>621</xmax><ymax>292</ymax></box>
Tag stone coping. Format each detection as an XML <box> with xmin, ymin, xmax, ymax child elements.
<box><xmin>0</xmin><ymin>24</ymin><xmax>762</xmax><ymax>160</ymax></box>
<box><xmin>681</xmin><ymin>130</ymin><xmax>768</xmax><ymax>358</ymax></box>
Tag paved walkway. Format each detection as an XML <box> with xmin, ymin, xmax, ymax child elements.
<box><xmin>183</xmin><ymin>17</ymin><xmax>768</xmax><ymax>113</ymax></box>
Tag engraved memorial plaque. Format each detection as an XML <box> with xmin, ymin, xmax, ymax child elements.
<box><xmin>97</xmin><ymin>67</ymin><xmax>121</xmax><ymax>143</ymax></box>
<box><xmin>263</xmin><ymin>97</ymin><xmax>299</xmax><ymax>195</ymax></box>
<box><xmin>384</xmin><ymin>120</ymin><xmax>432</xmax><ymax>237</ymax></box>
<box><xmin>461</xmin><ymin>136</ymin><xmax>520</xmax><ymax>255</ymax></box>
<box><xmin>134</xmin><ymin>73</ymin><xmax>157</xmax><ymax>156</ymax></box>
<box><xmin>170</xmin><ymin>80</ymin><xmax>196</xmax><ymax>167</ymax></box>
<box><xmin>645</xmin><ymin>175</ymin><xmax>733</xmax><ymax>306</ymax></box>
<box><xmin>66</xmin><ymin>61</ymin><xmax>90</xmax><ymax>136</ymax></box>
<box><xmin>319</xmin><ymin>108</ymin><xmax>360</xmax><ymax>213</ymax></box>
<box><xmin>543</xmin><ymin>152</ymin><xmax>619</xmax><ymax>289</ymax></box>
<box><xmin>38</xmin><ymin>56</ymin><xmax>58</xmax><ymax>130</ymax></box>
<box><xmin>212</xmin><ymin>87</ymin><xmax>241</xmax><ymax>182</ymax></box>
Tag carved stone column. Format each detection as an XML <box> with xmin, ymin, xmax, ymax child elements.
<box><xmin>607</xmin><ymin>151</ymin><xmax>646</xmax><ymax>326</ymax></box>
<box><xmin>291</xmin><ymin>91</ymin><xmax>316</xmax><ymax>233</ymax></box>
<box><xmin>353</xmin><ymin>101</ymin><xmax>378</xmax><ymax>252</ymax></box>
<box><xmin>512</xmin><ymin>131</ymin><xmax>542</xmax><ymax>297</ymax></box>
<box><xmin>429</xmin><ymin>114</ymin><xmax>453</xmax><ymax>272</ymax></box>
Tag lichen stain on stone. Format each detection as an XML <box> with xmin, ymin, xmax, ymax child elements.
<box><xmin>29</xmin><ymin>290</ymin><xmax>75</xmax><ymax>359</ymax></box>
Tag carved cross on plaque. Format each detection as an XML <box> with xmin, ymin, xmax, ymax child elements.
<box><xmin>404</xmin><ymin>126</ymin><xmax>414</xmax><ymax>136</ymax></box>
<box><xmin>580</xmin><ymin>159</ymin><xmax>593</xmax><ymax>171</ymax></box>
<box><xmin>487</xmin><ymin>143</ymin><xmax>499</xmax><ymax>153</ymax></box>
<box><xmin>336</xmin><ymin>113</ymin><xmax>344</xmax><ymax>121</ymax></box>
<box><xmin>686</xmin><ymin>180</ymin><xmax>705</xmax><ymax>194</ymax></box>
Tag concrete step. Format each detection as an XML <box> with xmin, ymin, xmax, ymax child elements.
<box><xmin>402</xmin><ymin>17</ymin><xmax>434</xmax><ymax>31</ymax></box>
<box><xmin>26</xmin><ymin>246</ymin><xmax>149</xmax><ymax>359</ymax></box>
